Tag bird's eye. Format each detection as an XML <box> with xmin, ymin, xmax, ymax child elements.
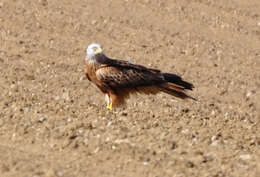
<box><xmin>93</xmin><ymin>47</ymin><xmax>97</xmax><ymax>51</ymax></box>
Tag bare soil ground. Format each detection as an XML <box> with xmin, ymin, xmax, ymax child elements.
<box><xmin>0</xmin><ymin>0</ymin><xmax>259</xmax><ymax>176</ymax></box>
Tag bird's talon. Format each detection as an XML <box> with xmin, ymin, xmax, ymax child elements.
<box><xmin>106</xmin><ymin>104</ymin><xmax>113</xmax><ymax>110</ymax></box>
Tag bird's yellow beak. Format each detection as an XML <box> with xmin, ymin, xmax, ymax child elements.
<box><xmin>95</xmin><ymin>47</ymin><xmax>102</xmax><ymax>54</ymax></box>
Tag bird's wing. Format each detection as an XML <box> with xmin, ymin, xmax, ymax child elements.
<box><xmin>109</xmin><ymin>59</ymin><xmax>160</xmax><ymax>72</ymax></box>
<box><xmin>95</xmin><ymin>57</ymin><xmax>195</xmax><ymax>101</ymax></box>
<box><xmin>95</xmin><ymin>55</ymin><xmax>161</xmax><ymax>73</ymax></box>
<box><xmin>95</xmin><ymin>64</ymin><xmax>165</xmax><ymax>90</ymax></box>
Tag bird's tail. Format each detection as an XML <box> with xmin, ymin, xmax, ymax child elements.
<box><xmin>159</xmin><ymin>73</ymin><xmax>196</xmax><ymax>100</ymax></box>
<box><xmin>162</xmin><ymin>73</ymin><xmax>194</xmax><ymax>90</ymax></box>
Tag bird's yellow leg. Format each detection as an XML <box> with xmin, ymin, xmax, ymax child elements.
<box><xmin>106</xmin><ymin>102</ymin><xmax>113</xmax><ymax>110</ymax></box>
<box><xmin>105</xmin><ymin>93</ymin><xmax>113</xmax><ymax>110</ymax></box>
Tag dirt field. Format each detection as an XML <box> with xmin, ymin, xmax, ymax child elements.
<box><xmin>0</xmin><ymin>0</ymin><xmax>259</xmax><ymax>176</ymax></box>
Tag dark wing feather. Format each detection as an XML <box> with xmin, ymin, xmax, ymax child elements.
<box><xmin>96</xmin><ymin>66</ymin><xmax>164</xmax><ymax>90</ymax></box>
<box><xmin>162</xmin><ymin>73</ymin><xmax>194</xmax><ymax>90</ymax></box>
<box><xmin>95</xmin><ymin>54</ymin><xmax>160</xmax><ymax>73</ymax></box>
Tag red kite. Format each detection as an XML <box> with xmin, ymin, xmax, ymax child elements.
<box><xmin>85</xmin><ymin>43</ymin><xmax>195</xmax><ymax>110</ymax></box>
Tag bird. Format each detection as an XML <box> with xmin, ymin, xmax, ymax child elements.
<box><xmin>85</xmin><ymin>43</ymin><xmax>195</xmax><ymax>110</ymax></box>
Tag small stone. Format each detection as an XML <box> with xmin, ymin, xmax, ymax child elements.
<box><xmin>91</xmin><ymin>20</ymin><xmax>97</xmax><ymax>25</ymax></box>
<box><xmin>62</xmin><ymin>92</ymin><xmax>70</xmax><ymax>101</ymax></box>
<box><xmin>38</xmin><ymin>115</ymin><xmax>48</xmax><ymax>122</ymax></box>
<box><xmin>54</xmin><ymin>96</ymin><xmax>60</xmax><ymax>100</ymax></box>
<box><xmin>246</xmin><ymin>91</ymin><xmax>252</xmax><ymax>98</ymax></box>
<box><xmin>79</xmin><ymin>76</ymin><xmax>84</xmax><ymax>81</ymax></box>
<box><xmin>143</xmin><ymin>162</ymin><xmax>149</xmax><ymax>165</ymax></box>
<box><xmin>23</xmin><ymin>107</ymin><xmax>30</xmax><ymax>113</ymax></box>
<box><xmin>211</xmin><ymin>135</ymin><xmax>217</xmax><ymax>142</ymax></box>
<box><xmin>0</xmin><ymin>2</ymin><xmax>4</xmax><ymax>8</ymax></box>
<box><xmin>10</xmin><ymin>84</ymin><xmax>16</xmax><ymax>89</ymax></box>
<box><xmin>192</xmin><ymin>136</ymin><xmax>198</xmax><ymax>142</ymax></box>
<box><xmin>239</xmin><ymin>154</ymin><xmax>251</xmax><ymax>161</ymax></box>
<box><xmin>56</xmin><ymin>171</ymin><xmax>63</xmax><ymax>177</ymax></box>
<box><xmin>105</xmin><ymin>137</ymin><xmax>110</xmax><ymax>142</ymax></box>
<box><xmin>211</xmin><ymin>140</ymin><xmax>218</xmax><ymax>146</ymax></box>
<box><xmin>107</xmin><ymin>121</ymin><xmax>112</xmax><ymax>127</ymax></box>
<box><xmin>78</xmin><ymin>129</ymin><xmax>84</xmax><ymax>135</ymax></box>
<box><xmin>182</xmin><ymin>129</ymin><xmax>189</xmax><ymax>134</ymax></box>
<box><xmin>83</xmin><ymin>138</ymin><xmax>88</xmax><ymax>145</ymax></box>
<box><xmin>93</xmin><ymin>147</ymin><xmax>99</xmax><ymax>153</ymax></box>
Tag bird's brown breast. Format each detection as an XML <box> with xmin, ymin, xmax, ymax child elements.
<box><xmin>86</xmin><ymin>61</ymin><xmax>99</xmax><ymax>81</ymax></box>
<box><xmin>85</xmin><ymin>60</ymin><xmax>108</xmax><ymax>93</ymax></box>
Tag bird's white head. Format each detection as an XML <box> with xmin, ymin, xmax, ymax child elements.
<box><xmin>86</xmin><ymin>43</ymin><xmax>103</xmax><ymax>61</ymax></box>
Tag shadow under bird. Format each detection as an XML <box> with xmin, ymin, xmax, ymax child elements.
<box><xmin>85</xmin><ymin>43</ymin><xmax>195</xmax><ymax>110</ymax></box>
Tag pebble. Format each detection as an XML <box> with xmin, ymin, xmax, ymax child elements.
<box><xmin>239</xmin><ymin>154</ymin><xmax>251</xmax><ymax>161</ymax></box>
<box><xmin>38</xmin><ymin>114</ymin><xmax>48</xmax><ymax>122</ymax></box>
<box><xmin>91</xmin><ymin>20</ymin><xmax>97</xmax><ymax>25</ymax></box>
<box><xmin>143</xmin><ymin>162</ymin><xmax>149</xmax><ymax>165</ymax></box>
<box><xmin>78</xmin><ymin>129</ymin><xmax>84</xmax><ymax>135</ymax></box>
<box><xmin>211</xmin><ymin>135</ymin><xmax>217</xmax><ymax>142</ymax></box>
<box><xmin>93</xmin><ymin>147</ymin><xmax>99</xmax><ymax>153</ymax></box>
<box><xmin>182</xmin><ymin>129</ymin><xmax>189</xmax><ymax>134</ymax></box>
<box><xmin>56</xmin><ymin>171</ymin><xmax>63</xmax><ymax>177</ymax></box>
<box><xmin>246</xmin><ymin>91</ymin><xmax>252</xmax><ymax>98</ymax></box>
<box><xmin>107</xmin><ymin>121</ymin><xmax>112</xmax><ymax>127</ymax></box>
<box><xmin>62</xmin><ymin>92</ymin><xmax>70</xmax><ymax>101</ymax></box>
<box><xmin>211</xmin><ymin>140</ymin><xmax>218</xmax><ymax>146</ymax></box>
<box><xmin>23</xmin><ymin>107</ymin><xmax>30</xmax><ymax>113</ymax></box>
<box><xmin>83</xmin><ymin>138</ymin><xmax>88</xmax><ymax>145</ymax></box>
<box><xmin>54</xmin><ymin>96</ymin><xmax>60</xmax><ymax>100</ymax></box>
<box><xmin>79</xmin><ymin>76</ymin><xmax>84</xmax><ymax>81</ymax></box>
<box><xmin>10</xmin><ymin>84</ymin><xmax>16</xmax><ymax>89</ymax></box>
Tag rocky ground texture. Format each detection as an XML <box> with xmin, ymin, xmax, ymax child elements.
<box><xmin>0</xmin><ymin>0</ymin><xmax>259</xmax><ymax>177</ymax></box>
